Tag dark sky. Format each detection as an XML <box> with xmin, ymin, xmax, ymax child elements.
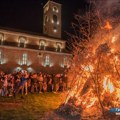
<box><xmin>0</xmin><ymin>0</ymin><xmax>87</xmax><ymax>39</ymax></box>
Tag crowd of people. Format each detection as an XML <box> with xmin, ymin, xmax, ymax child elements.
<box><xmin>0</xmin><ymin>70</ymin><xmax>68</xmax><ymax>98</ymax></box>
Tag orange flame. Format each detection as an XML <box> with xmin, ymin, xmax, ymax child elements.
<box><xmin>103</xmin><ymin>76</ymin><xmax>114</xmax><ymax>93</ymax></box>
<box><xmin>101</xmin><ymin>21</ymin><xmax>112</xmax><ymax>30</ymax></box>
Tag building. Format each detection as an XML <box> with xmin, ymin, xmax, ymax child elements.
<box><xmin>0</xmin><ymin>0</ymin><xmax>71</xmax><ymax>74</ymax></box>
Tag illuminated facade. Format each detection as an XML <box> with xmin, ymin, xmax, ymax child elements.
<box><xmin>0</xmin><ymin>1</ymin><xmax>71</xmax><ymax>73</ymax></box>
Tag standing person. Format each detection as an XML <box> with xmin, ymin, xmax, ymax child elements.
<box><xmin>0</xmin><ymin>78</ymin><xmax>4</xmax><ymax>96</ymax></box>
<box><xmin>31</xmin><ymin>73</ymin><xmax>38</xmax><ymax>93</ymax></box>
<box><xmin>37</xmin><ymin>73</ymin><xmax>43</xmax><ymax>93</ymax></box>
<box><xmin>59</xmin><ymin>77</ymin><xmax>63</xmax><ymax>92</ymax></box>
<box><xmin>47</xmin><ymin>77</ymin><xmax>53</xmax><ymax>92</ymax></box>
<box><xmin>14</xmin><ymin>72</ymin><xmax>28</xmax><ymax>98</ymax></box>
<box><xmin>3</xmin><ymin>75</ymin><xmax>8</xmax><ymax>96</ymax></box>
<box><xmin>22</xmin><ymin>71</ymin><xmax>29</xmax><ymax>95</ymax></box>
<box><xmin>53</xmin><ymin>74</ymin><xmax>60</xmax><ymax>93</ymax></box>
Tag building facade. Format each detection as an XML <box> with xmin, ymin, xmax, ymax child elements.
<box><xmin>0</xmin><ymin>1</ymin><xmax>71</xmax><ymax>74</ymax></box>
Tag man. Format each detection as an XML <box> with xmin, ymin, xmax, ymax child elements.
<box><xmin>14</xmin><ymin>71</ymin><xmax>28</xmax><ymax>98</ymax></box>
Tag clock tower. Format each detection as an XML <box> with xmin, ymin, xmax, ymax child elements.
<box><xmin>43</xmin><ymin>0</ymin><xmax>62</xmax><ymax>39</ymax></box>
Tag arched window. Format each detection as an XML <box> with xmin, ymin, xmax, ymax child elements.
<box><xmin>0</xmin><ymin>33</ymin><xmax>4</xmax><ymax>45</ymax></box>
<box><xmin>53</xmin><ymin>6</ymin><xmax>58</xmax><ymax>13</ymax></box>
<box><xmin>0</xmin><ymin>51</ymin><xmax>2</xmax><ymax>64</ymax></box>
<box><xmin>18</xmin><ymin>36</ymin><xmax>27</xmax><ymax>48</ymax></box>
<box><xmin>56</xmin><ymin>42</ymin><xmax>62</xmax><ymax>52</ymax></box>
<box><xmin>39</xmin><ymin>40</ymin><xmax>46</xmax><ymax>50</ymax></box>
<box><xmin>0</xmin><ymin>51</ymin><xmax>3</xmax><ymax>64</ymax></box>
<box><xmin>53</xmin><ymin>15</ymin><xmax>57</xmax><ymax>23</ymax></box>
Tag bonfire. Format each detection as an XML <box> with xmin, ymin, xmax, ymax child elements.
<box><xmin>58</xmin><ymin>2</ymin><xmax>120</xmax><ymax>119</ymax></box>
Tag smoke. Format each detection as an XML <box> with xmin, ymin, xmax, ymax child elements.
<box><xmin>86</xmin><ymin>0</ymin><xmax>120</xmax><ymax>17</ymax></box>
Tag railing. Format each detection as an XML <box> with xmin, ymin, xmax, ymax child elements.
<box><xmin>0</xmin><ymin>41</ymin><xmax>69</xmax><ymax>53</ymax></box>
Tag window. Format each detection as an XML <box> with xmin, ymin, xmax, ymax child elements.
<box><xmin>63</xmin><ymin>57</ymin><xmax>68</xmax><ymax>68</ymax></box>
<box><xmin>53</xmin><ymin>6</ymin><xmax>58</xmax><ymax>13</ymax></box>
<box><xmin>0</xmin><ymin>33</ymin><xmax>4</xmax><ymax>45</ymax></box>
<box><xmin>56</xmin><ymin>42</ymin><xmax>62</xmax><ymax>52</ymax></box>
<box><xmin>61</xmin><ymin>57</ymin><xmax>70</xmax><ymax>68</ymax></box>
<box><xmin>44</xmin><ymin>55</ymin><xmax>50</xmax><ymax>66</ymax></box>
<box><xmin>39</xmin><ymin>40</ymin><xmax>46</xmax><ymax>50</ymax></box>
<box><xmin>0</xmin><ymin>51</ymin><xmax>2</xmax><ymax>64</ymax></box>
<box><xmin>53</xmin><ymin>15</ymin><xmax>57</xmax><ymax>23</ymax></box>
<box><xmin>18</xmin><ymin>36</ymin><xmax>27</xmax><ymax>48</ymax></box>
<box><xmin>22</xmin><ymin>54</ymin><xmax>27</xmax><ymax>65</ymax></box>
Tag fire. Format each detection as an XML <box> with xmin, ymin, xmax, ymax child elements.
<box><xmin>62</xmin><ymin>14</ymin><xmax>120</xmax><ymax>118</ymax></box>
<box><xmin>111</xmin><ymin>36</ymin><xmax>116</xmax><ymax>43</ymax></box>
<box><xmin>103</xmin><ymin>76</ymin><xmax>114</xmax><ymax>93</ymax></box>
<box><xmin>102</xmin><ymin>21</ymin><xmax>112</xmax><ymax>30</ymax></box>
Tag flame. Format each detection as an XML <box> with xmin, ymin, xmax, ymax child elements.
<box><xmin>86</xmin><ymin>98</ymin><xmax>97</xmax><ymax>108</ymax></box>
<box><xmin>114</xmin><ymin>56</ymin><xmax>119</xmax><ymax>62</ymax></box>
<box><xmin>101</xmin><ymin>21</ymin><xmax>112</xmax><ymax>30</ymax></box>
<box><xmin>111</xmin><ymin>36</ymin><xmax>116</xmax><ymax>43</ymax></box>
<box><xmin>111</xmin><ymin>48</ymin><xmax>115</xmax><ymax>53</ymax></box>
<box><xmin>103</xmin><ymin>76</ymin><xmax>114</xmax><ymax>93</ymax></box>
<box><xmin>82</xmin><ymin>65</ymin><xmax>94</xmax><ymax>72</ymax></box>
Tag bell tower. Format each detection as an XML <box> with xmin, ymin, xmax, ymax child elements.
<box><xmin>43</xmin><ymin>0</ymin><xmax>62</xmax><ymax>39</ymax></box>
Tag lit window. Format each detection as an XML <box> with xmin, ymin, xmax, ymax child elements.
<box><xmin>22</xmin><ymin>53</ymin><xmax>27</xmax><ymax>65</ymax></box>
<box><xmin>63</xmin><ymin>57</ymin><xmax>67</xmax><ymax>67</ymax></box>
<box><xmin>0</xmin><ymin>51</ymin><xmax>3</xmax><ymax>64</ymax></box>
<box><xmin>18</xmin><ymin>36</ymin><xmax>27</xmax><ymax>48</ymax></box>
<box><xmin>53</xmin><ymin>29</ymin><xmax>57</xmax><ymax>33</ymax></box>
<box><xmin>39</xmin><ymin>40</ymin><xmax>46</xmax><ymax>50</ymax></box>
<box><xmin>0</xmin><ymin>33</ymin><xmax>4</xmax><ymax>45</ymax></box>
<box><xmin>44</xmin><ymin>55</ymin><xmax>50</xmax><ymax>66</ymax></box>
<box><xmin>61</xmin><ymin>57</ymin><xmax>70</xmax><ymax>68</ymax></box>
<box><xmin>56</xmin><ymin>42</ymin><xmax>62</xmax><ymax>52</ymax></box>
<box><xmin>57</xmin><ymin>21</ymin><xmax>59</xmax><ymax>25</ymax></box>
<box><xmin>53</xmin><ymin>26</ymin><xmax>57</xmax><ymax>33</ymax></box>
<box><xmin>0</xmin><ymin>51</ymin><xmax>2</xmax><ymax>64</ymax></box>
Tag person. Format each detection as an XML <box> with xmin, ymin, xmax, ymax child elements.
<box><xmin>37</xmin><ymin>73</ymin><xmax>43</xmax><ymax>93</ymax></box>
<box><xmin>2</xmin><ymin>75</ymin><xmax>8</xmax><ymax>96</ymax></box>
<box><xmin>47</xmin><ymin>77</ymin><xmax>53</xmax><ymax>92</ymax></box>
<box><xmin>0</xmin><ymin>78</ymin><xmax>4</xmax><ymax>96</ymax></box>
<box><xmin>31</xmin><ymin>73</ymin><xmax>38</xmax><ymax>93</ymax></box>
<box><xmin>59</xmin><ymin>77</ymin><xmax>63</xmax><ymax>92</ymax></box>
<box><xmin>21</xmin><ymin>71</ymin><xmax>28</xmax><ymax>95</ymax></box>
<box><xmin>53</xmin><ymin>74</ymin><xmax>60</xmax><ymax>93</ymax></box>
<box><xmin>14</xmin><ymin>72</ymin><xmax>28</xmax><ymax>98</ymax></box>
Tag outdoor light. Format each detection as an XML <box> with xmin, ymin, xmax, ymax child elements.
<box><xmin>57</xmin><ymin>21</ymin><xmax>59</xmax><ymax>25</ymax></box>
<box><xmin>53</xmin><ymin>29</ymin><xmax>57</xmax><ymax>33</ymax></box>
<box><xmin>51</xmin><ymin>19</ymin><xmax>54</xmax><ymax>23</ymax></box>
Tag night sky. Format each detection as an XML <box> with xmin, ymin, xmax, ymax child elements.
<box><xmin>0</xmin><ymin>0</ymin><xmax>87</xmax><ymax>39</ymax></box>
